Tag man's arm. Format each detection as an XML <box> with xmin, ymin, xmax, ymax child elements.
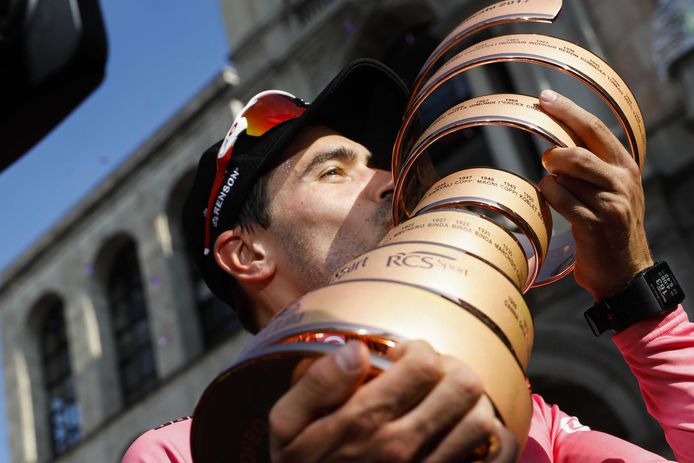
<box><xmin>613</xmin><ymin>306</ymin><xmax>694</xmax><ymax>462</ymax></box>
<box><xmin>538</xmin><ymin>90</ymin><xmax>694</xmax><ymax>461</ymax></box>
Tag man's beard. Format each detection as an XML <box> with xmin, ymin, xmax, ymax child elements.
<box><xmin>273</xmin><ymin>202</ymin><xmax>392</xmax><ymax>294</ymax></box>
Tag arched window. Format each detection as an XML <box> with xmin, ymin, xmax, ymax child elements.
<box><xmin>107</xmin><ymin>240</ymin><xmax>157</xmax><ymax>404</ymax></box>
<box><xmin>39</xmin><ymin>298</ymin><xmax>81</xmax><ymax>455</ymax></box>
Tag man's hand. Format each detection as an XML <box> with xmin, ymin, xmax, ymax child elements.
<box><xmin>538</xmin><ymin>90</ymin><xmax>654</xmax><ymax>301</ymax></box>
<box><xmin>269</xmin><ymin>340</ymin><xmax>517</xmax><ymax>462</ymax></box>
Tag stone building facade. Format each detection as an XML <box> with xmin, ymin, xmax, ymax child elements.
<box><xmin>0</xmin><ymin>74</ymin><xmax>252</xmax><ymax>462</ymax></box>
<box><xmin>1</xmin><ymin>0</ymin><xmax>693</xmax><ymax>461</ymax></box>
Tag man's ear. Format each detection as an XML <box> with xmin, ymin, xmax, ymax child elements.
<box><xmin>213</xmin><ymin>228</ymin><xmax>275</xmax><ymax>282</ymax></box>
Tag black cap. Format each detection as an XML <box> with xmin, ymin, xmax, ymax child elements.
<box><xmin>182</xmin><ymin>59</ymin><xmax>408</xmax><ymax>331</ymax></box>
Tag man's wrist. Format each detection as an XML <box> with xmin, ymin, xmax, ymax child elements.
<box><xmin>590</xmin><ymin>257</ymin><xmax>655</xmax><ymax>302</ymax></box>
<box><xmin>584</xmin><ymin>261</ymin><xmax>685</xmax><ymax>336</ymax></box>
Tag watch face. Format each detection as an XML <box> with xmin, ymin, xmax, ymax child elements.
<box><xmin>645</xmin><ymin>263</ymin><xmax>685</xmax><ymax>308</ymax></box>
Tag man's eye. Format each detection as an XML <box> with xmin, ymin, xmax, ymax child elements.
<box><xmin>320</xmin><ymin>167</ymin><xmax>344</xmax><ymax>178</ymax></box>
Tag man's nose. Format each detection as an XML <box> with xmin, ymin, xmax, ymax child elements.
<box><xmin>370</xmin><ymin>168</ymin><xmax>394</xmax><ymax>202</ymax></box>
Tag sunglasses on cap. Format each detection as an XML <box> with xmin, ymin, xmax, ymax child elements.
<box><xmin>203</xmin><ymin>90</ymin><xmax>308</xmax><ymax>255</ymax></box>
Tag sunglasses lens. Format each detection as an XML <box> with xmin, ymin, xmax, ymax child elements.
<box><xmin>244</xmin><ymin>93</ymin><xmax>306</xmax><ymax>136</ymax></box>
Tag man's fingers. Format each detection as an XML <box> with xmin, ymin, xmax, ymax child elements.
<box><xmin>539</xmin><ymin>89</ymin><xmax>630</xmax><ymax>166</ymax></box>
<box><xmin>489</xmin><ymin>419</ymin><xmax>519</xmax><ymax>463</ymax></box>
<box><xmin>270</xmin><ymin>340</ymin><xmax>517</xmax><ymax>463</ymax></box>
<box><xmin>382</xmin><ymin>355</ymin><xmax>485</xmax><ymax>460</ymax></box>
<box><xmin>538</xmin><ymin>175</ymin><xmax>597</xmax><ymax>226</ymax></box>
<box><xmin>420</xmin><ymin>395</ymin><xmax>500</xmax><ymax>463</ymax></box>
<box><xmin>273</xmin><ymin>340</ymin><xmax>446</xmax><ymax>461</ymax></box>
<box><xmin>542</xmin><ymin>147</ymin><xmax>616</xmax><ymax>191</ymax></box>
<box><xmin>338</xmin><ymin>340</ymin><xmax>445</xmax><ymax>435</ymax></box>
<box><xmin>269</xmin><ymin>341</ymin><xmax>370</xmax><ymax>452</ymax></box>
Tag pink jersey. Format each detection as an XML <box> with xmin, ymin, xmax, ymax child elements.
<box><xmin>122</xmin><ymin>306</ymin><xmax>694</xmax><ymax>463</ymax></box>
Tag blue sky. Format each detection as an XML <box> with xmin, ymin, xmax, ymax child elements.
<box><xmin>0</xmin><ymin>0</ymin><xmax>229</xmax><ymax>460</ymax></box>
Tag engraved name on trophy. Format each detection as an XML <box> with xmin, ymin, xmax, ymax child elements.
<box><xmin>191</xmin><ymin>1</ymin><xmax>646</xmax><ymax>461</ymax></box>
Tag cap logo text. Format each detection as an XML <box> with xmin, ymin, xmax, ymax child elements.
<box><xmin>211</xmin><ymin>167</ymin><xmax>240</xmax><ymax>227</ymax></box>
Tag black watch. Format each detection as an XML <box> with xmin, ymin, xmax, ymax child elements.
<box><xmin>584</xmin><ymin>261</ymin><xmax>685</xmax><ymax>336</ymax></box>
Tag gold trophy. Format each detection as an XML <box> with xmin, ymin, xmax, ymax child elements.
<box><xmin>191</xmin><ymin>1</ymin><xmax>646</xmax><ymax>461</ymax></box>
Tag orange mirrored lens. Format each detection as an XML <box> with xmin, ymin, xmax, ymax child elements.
<box><xmin>244</xmin><ymin>94</ymin><xmax>307</xmax><ymax>137</ymax></box>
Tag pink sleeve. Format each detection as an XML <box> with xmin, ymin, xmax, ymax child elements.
<box><xmin>523</xmin><ymin>394</ymin><xmax>673</xmax><ymax>462</ymax></box>
<box><xmin>612</xmin><ymin>305</ymin><xmax>694</xmax><ymax>462</ymax></box>
<box><xmin>121</xmin><ymin>417</ymin><xmax>193</xmax><ymax>463</ymax></box>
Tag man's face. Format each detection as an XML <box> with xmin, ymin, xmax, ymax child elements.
<box><xmin>264</xmin><ymin>126</ymin><xmax>394</xmax><ymax>297</ymax></box>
